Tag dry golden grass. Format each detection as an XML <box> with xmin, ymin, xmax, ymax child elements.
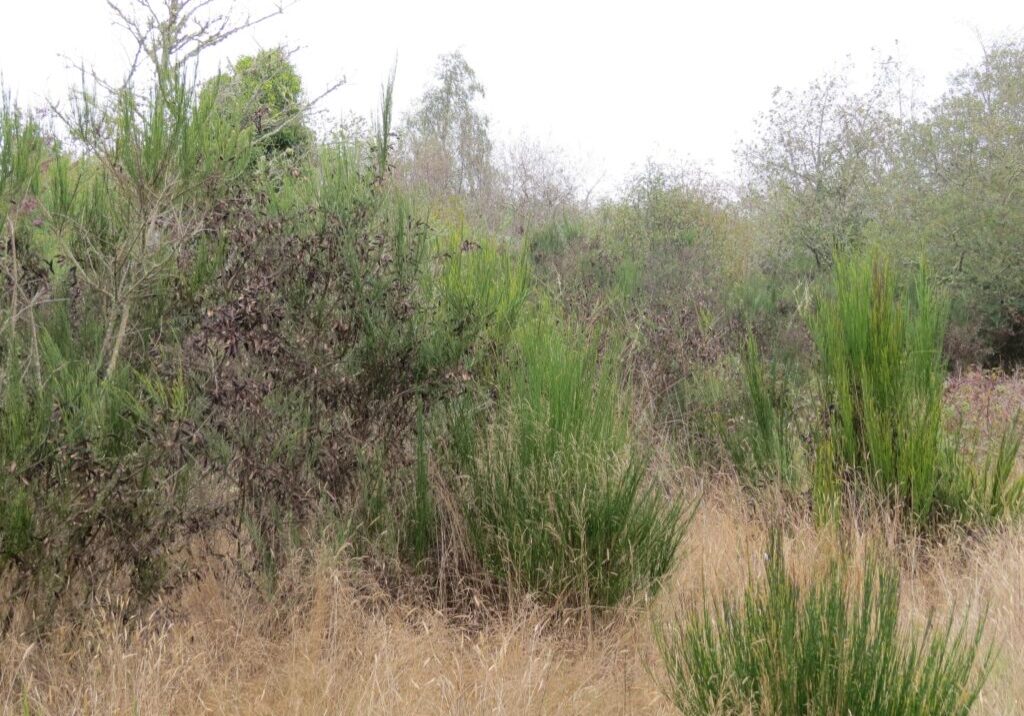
<box><xmin>1</xmin><ymin>557</ymin><xmax>667</xmax><ymax>715</ymax></box>
<box><xmin>3</xmin><ymin>475</ymin><xmax>1022</xmax><ymax>715</ymax></box>
<box><xmin>947</xmin><ymin>368</ymin><xmax>1024</xmax><ymax>476</ymax></box>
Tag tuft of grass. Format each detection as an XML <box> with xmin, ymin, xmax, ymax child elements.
<box><xmin>460</xmin><ymin>311</ymin><xmax>686</xmax><ymax>607</ymax></box>
<box><xmin>655</xmin><ymin>533</ymin><xmax>992</xmax><ymax>715</ymax></box>
<box><xmin>419</xmin><ymin>231</ymin><xmax>532</xmax><ymax>379</ymax></box>
<box><xmin>403</xmin><ymin>405</ymin><xmax>437</xmax><ymax>566</ymax></box>
<box><xmin>733</xmin><ymin>334</ymin><xmax>796</xmax><ymax>485</ymax></box>
<box><xmin>811</xmin><ymin>251</ymin><xmax>1023</xmax><ymax>525</ymax></box>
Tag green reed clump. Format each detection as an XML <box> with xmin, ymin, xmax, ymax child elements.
<box><xmin>656</xmin><ymin>534</ymin><xmax>992</xmax><ymax>715</ymax></box>
<box><xmin>418</xmin><ymin>232</ymin><xmax>531</xmax><ymax>378</ymax></box>
<box><xmin>734</xmin><ymin>334</ymin><xmax>796</xmax><ymax>485</ymax></box>
<box><xmin>812</xmin><ymin>251</ymin><xmax>1023</xmax><ymax>525</ymax></box>
<box><xmin>460</xmin><ymin>312</ymin><xmax>685</xmax><ymax>606</ymax></box>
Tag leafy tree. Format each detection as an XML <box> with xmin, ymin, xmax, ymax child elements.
<box><xmin>403</xmin><ymin>51</ymin><xmax>494</xmax><ymax>197</ymax></box>
<box><xmin>210</xmin><ymin>47</ymin><xmax>313</xmax><ymax>154</ymax></box>
<box><xmin>741</xmin><ymin>72</ymin><xmax>900</xmax><ymax>274</ymax></box>
<box><xmin>905</xmin><ymin>40</ymin><xmax>1024</xmax><ymax>362</ymax></box>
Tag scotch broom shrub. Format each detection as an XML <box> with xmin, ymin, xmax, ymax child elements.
<box><xmin>812</xmin><ymin>251</ymin><xmax>1023</xmax><ymax>525</ymax></box>
<box><xmin>656</xmin><ymin>534</ymin><xmax>992</xmax><ymax>715</ymax></box>
<box><xmin>460</xmin><ymin>312</ymin><xmax>686</xmax><ymax>606</ymax></box>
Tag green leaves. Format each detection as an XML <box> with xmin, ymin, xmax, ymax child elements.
<box><xmin>209</xmin><ymin>47</ymin><xmax>313</xmax><ymax>155</ymax></box>
<box><xmin>733</xmin><ymin>334</ymin><xmax>797</xmax><ymax>485</ymax></box>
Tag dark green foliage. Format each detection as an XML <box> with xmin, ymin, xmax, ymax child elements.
<box><xmin>189</xmin><ymin>142</ymin><xmax>434</xmax><ymax>569</ymax></box>
<box><xmin>656</xmin><ymin>535</ymin><xmax>992</xmax><ymax>715</ymax></box>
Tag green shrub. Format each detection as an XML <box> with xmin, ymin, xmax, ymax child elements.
<box><xmin>655</xmin><ymin>534</ymin><xmax>992</xmax><ymax>715</ymax></box>
<box><xmin>418</xmin><ymin>232</ymin><xmax>531</xmax><ymax>378</ymax></box>
<box><xmin>615</xmin><ymin>161</ymin><xmax>728</xmax><ymax>247</ymax></box>
<box><xmin>207</xmin><ymin>47</ymin><xmax>313</xmax><ymax>155</ymax></box>
<box><xmin>460</xmin><ymin>312</ymin><xmax>685</xmax><ymax>606</ymax></box>
<box><xmin>811</xmin><ymin>251</ymin><xmax>1023</xmax><ymax>525</ymax></box>
<box><xmin>733</xmin><ymin>334</ymin><xmax>797</xmax><ymax>485</ymax></box>
<box><xmin>526</xmin><ymin>216</ymin><xmax>584</xmax><ymax>261</ymax></box>
<box><xmin>0</xmin><ymin>306</ymin><xmax>194</xmax><ymax>620</ymax></box>
<box><xmin>2</xmin><ymin>5</ymin><xmax>265</xmax><ymax>618</ymax></box>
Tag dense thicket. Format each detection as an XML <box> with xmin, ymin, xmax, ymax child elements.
<box><xmin>1</xmin><ymin>1</ymin><xmax>684</xmax><ymax>630</ymax></box>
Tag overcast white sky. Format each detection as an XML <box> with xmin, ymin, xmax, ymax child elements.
<box><xmin>2</xmin><ymin>0</ymin><xmax>1023</xmax><ymax>192</ymax></box>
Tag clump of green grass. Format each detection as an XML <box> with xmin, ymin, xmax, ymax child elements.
<box><xmin>655</xmin><ymin>534</ymin><xmax>992</xmax><ymax>715</ymax></box>
<box><xmin>460</xmin><ymin>312</ymin><xmax>685</xmax><ymax>607</ymax></box>
<box><xmin>526</xmin><ymin>216</ymin><xmax>584</xmax><ymax>260</ymax></box>
<box><xmin>419</xmin><ymin>232</ymin><xmax>532</xmax><ymax>378</ymax></box>
<box><xmin>812</xmin><ymin>251</ymin><xmax>1023</xmax><ymax>525</ymax></box>
<box><xmin>733</xmin><ymin>334</ymin><xmax>797</xmax><ymax>485</ymax></box>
